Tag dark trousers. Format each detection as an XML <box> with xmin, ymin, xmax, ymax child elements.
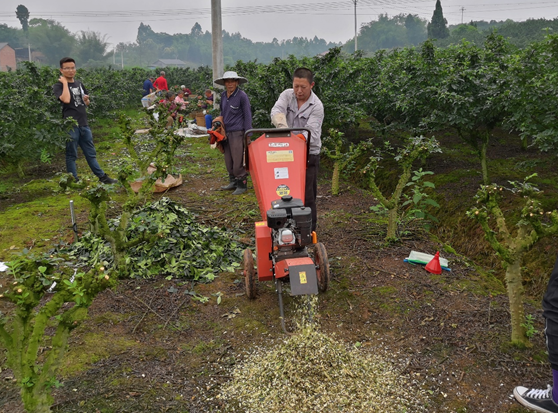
<box><xmin>305</xmin><ymin>155</ymin><xmax>320</xmax><ymax>232</ymax></box>
<box><xmin>543</xmin><ymin>255</ymin><xmax>558</xmax><ymax>370</ymax></box>
<box><xmin>223</xmin><ymin>130</ymin><xmax>247</xmax><ymax>179</ymax></box>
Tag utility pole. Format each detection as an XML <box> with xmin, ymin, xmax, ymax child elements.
<box><xmin>461</xmin><ymin>7</ymin><xmax>465</xmax><ymax>24</ymax></box>
<box><xmin>211</xmin><ymin>0</ymin><xmax>224</xmax><ymax>89</ymax></box>
<box><xmin>353</xmin><ymin>0</ymin><xmax>358</xmax><ymax>52</ymax></box>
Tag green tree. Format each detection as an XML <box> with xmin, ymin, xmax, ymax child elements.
<box><xmin>28</xmin><ymin>19</ymin><xmax>75</xmax><ymax>66</ymax></box>
<box><xmin>0</xmin><ymin>23</ymin><xmax>25</xmax><ymax>49</ymax></box>
<box><xmin>0</xmin><ymin>62</ymin><xmax>74</xmax><ymax>177</ymax></box>
<box><xmin>0</xmin><ymin>254</ymin><xmax>114</xmax><ymax>413</ymax></box>
<box><xmin>322</xmin><ymin>129</ymin><xmax>372</xmax><ymax>195</ymax></box>
<box><xmin>506</xmin><ymin>33</ymin><xmax>558</xmax><ymax>152</ymax></box>
<box><xmin>405</xmin><ymin>14</ymin><xmax>427</xmax><ymax>45</ymax></box>
<box><xmin>427</xmin><ymin>0</ymin><xmax>449</xmax><ymax>39</ymax></box>
<box><xmin>351</xmin><ymin>14</ymin><xmax>407</xmax><ymax>53</ymax></box>
<box><xmin>190</xmin><ymin>22</ymin><xmax>203</xmax><ymax>37</ymax></box>
<box><xmin>371</xmin><ymin>41</ymin><xmax>441</xmax><ymax>133</ymax></box>
<box><xmin>15</xmin><ymin>4</ymin><xmax>30</xmax><ymax>61</ymax></box>
<box><xmin>74</xmin><ymin>31</ymin><xmax>111</xmax><ymax>67</ymax></box>
<box><xmin>364</xmin><ymin>136</ymin><xmax>441</xmax><ymax>241</ymax></box>
<box><xmin>15</xmin><ymin>4</ymin><xmax>29</xmax><ymax>32</ymax></box>
<box><xmin>425</xmin><ymin>35</ymin><xmax>513</xmax><ymax>184</ymax></box>
<box><xmin>468</xmin><ymin>177</ymin><xmax>558</xmax><ymax>345</ymax></box>
<box><xmin>439</xmin><ymin>23</ymin><xmax>485</xmax><ymax>47</ymax></box>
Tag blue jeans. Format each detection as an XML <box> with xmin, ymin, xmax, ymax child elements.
<box><xmin>66</xmin><ymin>126</ymin><xmax>104</xmax><ymax>179</ymax></box>
<box><xmin>205</xmin><ymin>114</ymin><xmax>213</xmax><ymax>129</ymax></box>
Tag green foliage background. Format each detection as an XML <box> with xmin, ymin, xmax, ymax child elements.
<box><xmin>2</xmin><ymin>33</ymin><xmax>558</xmax><ymax>175</ymax></box>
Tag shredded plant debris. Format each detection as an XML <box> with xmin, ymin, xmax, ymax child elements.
<box><xmin>65</xmin><ymin>197</ymin><xmax>243</xmax><ymax>280</ymax></box>
<box><xmin>215</xmin><ymin>296</ymin><xmax>428</xmax><ymax>412</ymax></box>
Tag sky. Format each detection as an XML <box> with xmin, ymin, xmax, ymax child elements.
<box><xmin>1</xmin><ymin>0</ymin><xmax>558</xmax><ymax>49</ymax></box>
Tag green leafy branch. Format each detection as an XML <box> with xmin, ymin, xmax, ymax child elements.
<box><xmin>467</xmin><ymin>174</ymin><xmax>558</xmax><ymax>345</ymax></box>
<box><xmin>321</xmin><ymin>128</ymin><xmax>372</xmax><ymax>195</ymax></box>
<box><xmin>363</xmin><ymin>135</ymin><xmax>441</xmax><ymax>241</ymax></box>
<box><xmin>0</xmin><ymin>254</ymin><xmax>115</xmax><ymax>413</ymax></box>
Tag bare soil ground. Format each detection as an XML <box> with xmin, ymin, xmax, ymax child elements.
<box><xmin>0</xmin><ymin>130</ymin><xmax>554</xmax><ymax>413</ymax></box>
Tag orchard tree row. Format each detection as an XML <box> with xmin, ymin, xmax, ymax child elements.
<box><xmin>0</xmin><ymin>64</ymin><xmax>211</xmax><ymax>176</ymax></box>
<box><xmin>2</xmin><ymin>33</ymin><xmax>557</xmax><ymax>182</ymax></box>
<box><xmin>234</xmin><ymin>33</ymin><xmax>558</xmax><ymax>185</ymax></box>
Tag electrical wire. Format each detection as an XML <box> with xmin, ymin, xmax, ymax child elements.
<box><xmin>0</xmin><ymin>0</ymin><xmax>556</xmax><ymax>26</ymax></box>
<box><xmin>0</xmin><ymin>0</ymin><xmax>556</xmax><ymax>19</ymax></box>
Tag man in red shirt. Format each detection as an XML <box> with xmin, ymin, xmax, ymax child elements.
<box><xmin>154</xmin><ymin>71</ymin><xmax>168</xmax><ymax>91</ymax></box>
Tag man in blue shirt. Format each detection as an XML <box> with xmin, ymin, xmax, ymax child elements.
<box><xmin>143</xmin><ymin>77</ymin><xmax>154</xmax><ymax>97</ymax></box>
<box><xmin>214</xmin><ymin>71</ymin><xmax>252</xmax><ymax>195</ymax></box>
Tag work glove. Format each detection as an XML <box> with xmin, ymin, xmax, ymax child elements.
<box><xmin>271</xmin><ymin>113</ymin><xmax>289</xmax><ymax>129</ymax></box>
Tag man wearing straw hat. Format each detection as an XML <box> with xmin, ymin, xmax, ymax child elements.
<box><xmin>214</xmin><ymin>71</ymin><xmax>252</xmax><ymax>195</ymax></box>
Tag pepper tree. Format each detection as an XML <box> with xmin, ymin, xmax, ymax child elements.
<box><xmin>467</xmin><ymin>175</ymin><xmax>558</xmax><ymax>345</ymax></box>
<box><xmin>363</xmin><ymin>135</ymin><xmax>441</xmax><ymax>241</ymax></box>
<box><xmin>0</xmin><ymin>254</ymin><xmax>114</xmax><ymax>413</ymax></box>
<box><xmin>424</xmin><ymin>34</ymin><xmax>513</xmax><ymax>184</ymax></box>
<box><xmin>59</xmin><ymin>110</ymin><xmax>185</xmax><ymax>277</ymax></box>
<box><xmin>322</xmin><ymin>128</ymin><xmax>372</xmax><ymax>196</ymax></box>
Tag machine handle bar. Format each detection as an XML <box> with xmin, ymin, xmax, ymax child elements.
<box><xmin>244</xmin><ymin>128</ymin><xmax>312</xmax><ymax>169</ymax></box>
<box><xmin>245</xmin><ymin>128</ymin><xmax>312</xmax><ymax>147</ymax></box>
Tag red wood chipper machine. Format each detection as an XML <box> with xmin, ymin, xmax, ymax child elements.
<box><xmin>242</xmin><ymin>128</ymin><xmax>330</xmax><ymax>332</ymax></box>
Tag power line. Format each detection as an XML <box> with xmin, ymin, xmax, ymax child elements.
<box><xmin>0</xmin><ymin>0</ymin><xmax>556</xmax><ymax>27</ymax></box>
<box><xmin>1</xmin><ymin>0</ymin><xmax>556</xmax><ymax>19</ymax></box>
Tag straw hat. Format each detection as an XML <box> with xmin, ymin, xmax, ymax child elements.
<box><xmin>214</xmin><ymin>71</ymin><xmax>248</xmax><ymax>86</ymax></box>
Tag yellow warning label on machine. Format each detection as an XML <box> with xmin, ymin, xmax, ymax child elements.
<box><xmin>276</xmin><ymin>184</ymin><xmax>290</xmax><ymax>197</ymax></box>
<box><xmin>267</xmin><ymin>150</ymin><xmax>294</xmax><ymax>163</ymax></box>
<box><xmin>299</xmin><ymin>271</ymin><xmax>307</xmax><ymax>284</ymax></box>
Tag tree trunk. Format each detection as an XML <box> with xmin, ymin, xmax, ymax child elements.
<box><xmin>480</xmin><ymin>140</ymin><xmax>489</xmax><ymax>185</ymax></box>
<box><xmin>331</xmin><ymin>161</ymin><xmax>340</xmax><ymax>196</ymax></box>
<box><xmin>505</xmin><ymin>258</ymin><xmax>527</xmax><ymax>345</ymax></box>
<box><xmin>22</xmin><ymin>383</ymin><xmax>52</xmax><ymax>413</ymax></box>
<box><xmin>17</xmin><ymin>159</ymin><xmax>25</xmax><ymax>178</ymax></box>
<box><xmin>521</xmin><ymin>135</ymin><xmax>528</xmax><ymax>151</ymax></box>
<box><xmin>386</xmin><ymin>207</ymin><xmax>398</xmax><ymax>241</ymax></box>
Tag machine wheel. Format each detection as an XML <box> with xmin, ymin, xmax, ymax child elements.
<box><xmin>314</xmin><ymin>242</ymin><xmax>330</xmax><ymax>293</ymax></box>
<box><xmin>243</xmin><ymin>248</ymin><xmax>256</xmax><ymax>299</ymax></box>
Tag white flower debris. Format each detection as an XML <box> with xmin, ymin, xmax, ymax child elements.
<box><xmin>216</xmin><ymin>295</ymin><xmax>429</xmax><ymax>412</ymax></box>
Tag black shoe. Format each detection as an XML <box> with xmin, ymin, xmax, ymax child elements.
<box><xmin>221</xmin><ymin>181</ymin><xmax>237</xmax><ymax>190</ymax></box>
<box><xmin>514</xmin><ymin>385</ymin><xmax>558</xmax><ymax>412</ymax></box>
<box><xmin>99</xmin><ymin>173</ymin><xmax>118</xmax><ymax>185</ymax></box>
<box><xmin>232</xmin><ymin>178</ymin><xmax>247</xmax><ymax>195</ymax></box>
<box><xmin>220</xmin><ymin>174</ymin><xmax>237</xmax><ymax>190</ymax></box>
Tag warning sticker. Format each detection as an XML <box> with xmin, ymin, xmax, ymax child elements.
<box><xmin>267</xmin><ymin>150</ymin><xmax>294</xmax><ymax>163</ymax></box>
<box><xmin>274</xmin><ymin>167</ymin><xmax>289</xmax><ymax>179</ymax></box>
<box><xmin>299</xmin><ymin>271</ymin><xmax>307</xmax><ymax>284</ymax></box>
<box><xmin>255</xmin><ymin>222</ymin><xmax>266</xmax><ymax>227</ymax></box>
<box><xmin>276</xmin><ymin>184</ymin><xmax>290</xmax><ymax>197</ymax></box>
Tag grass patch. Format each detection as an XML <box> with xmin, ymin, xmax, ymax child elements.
<box><xmin>61</xmin><ymin>332</ymin><xmax>139</xmax><ymax>377</ymax></box>
<box><xmin>0</xmin><ymin>194</ymin><xmax>89</xmax><ymax>260</ymax></box>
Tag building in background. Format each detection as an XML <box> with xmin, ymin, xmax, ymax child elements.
<box><xmin>149</xmin><ymin>59</ymin><xmax>187</xmax><ymax>69</ymax></box>
<box><xmin>0</xmin><ymin>43</ymin><xmax>16</xmax><ymax>71</ymax></box>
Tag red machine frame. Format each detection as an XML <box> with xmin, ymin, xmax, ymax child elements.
<box><xmin>242</xmin><ymin>128</ymin><xmax>330</xmax><ymax>332</ymax></box>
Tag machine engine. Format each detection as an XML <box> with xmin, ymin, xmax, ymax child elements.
<box><xmin>266</xmin><ymin>195</ymin><xmax>312</xmax><ymax>252</ymax></box>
